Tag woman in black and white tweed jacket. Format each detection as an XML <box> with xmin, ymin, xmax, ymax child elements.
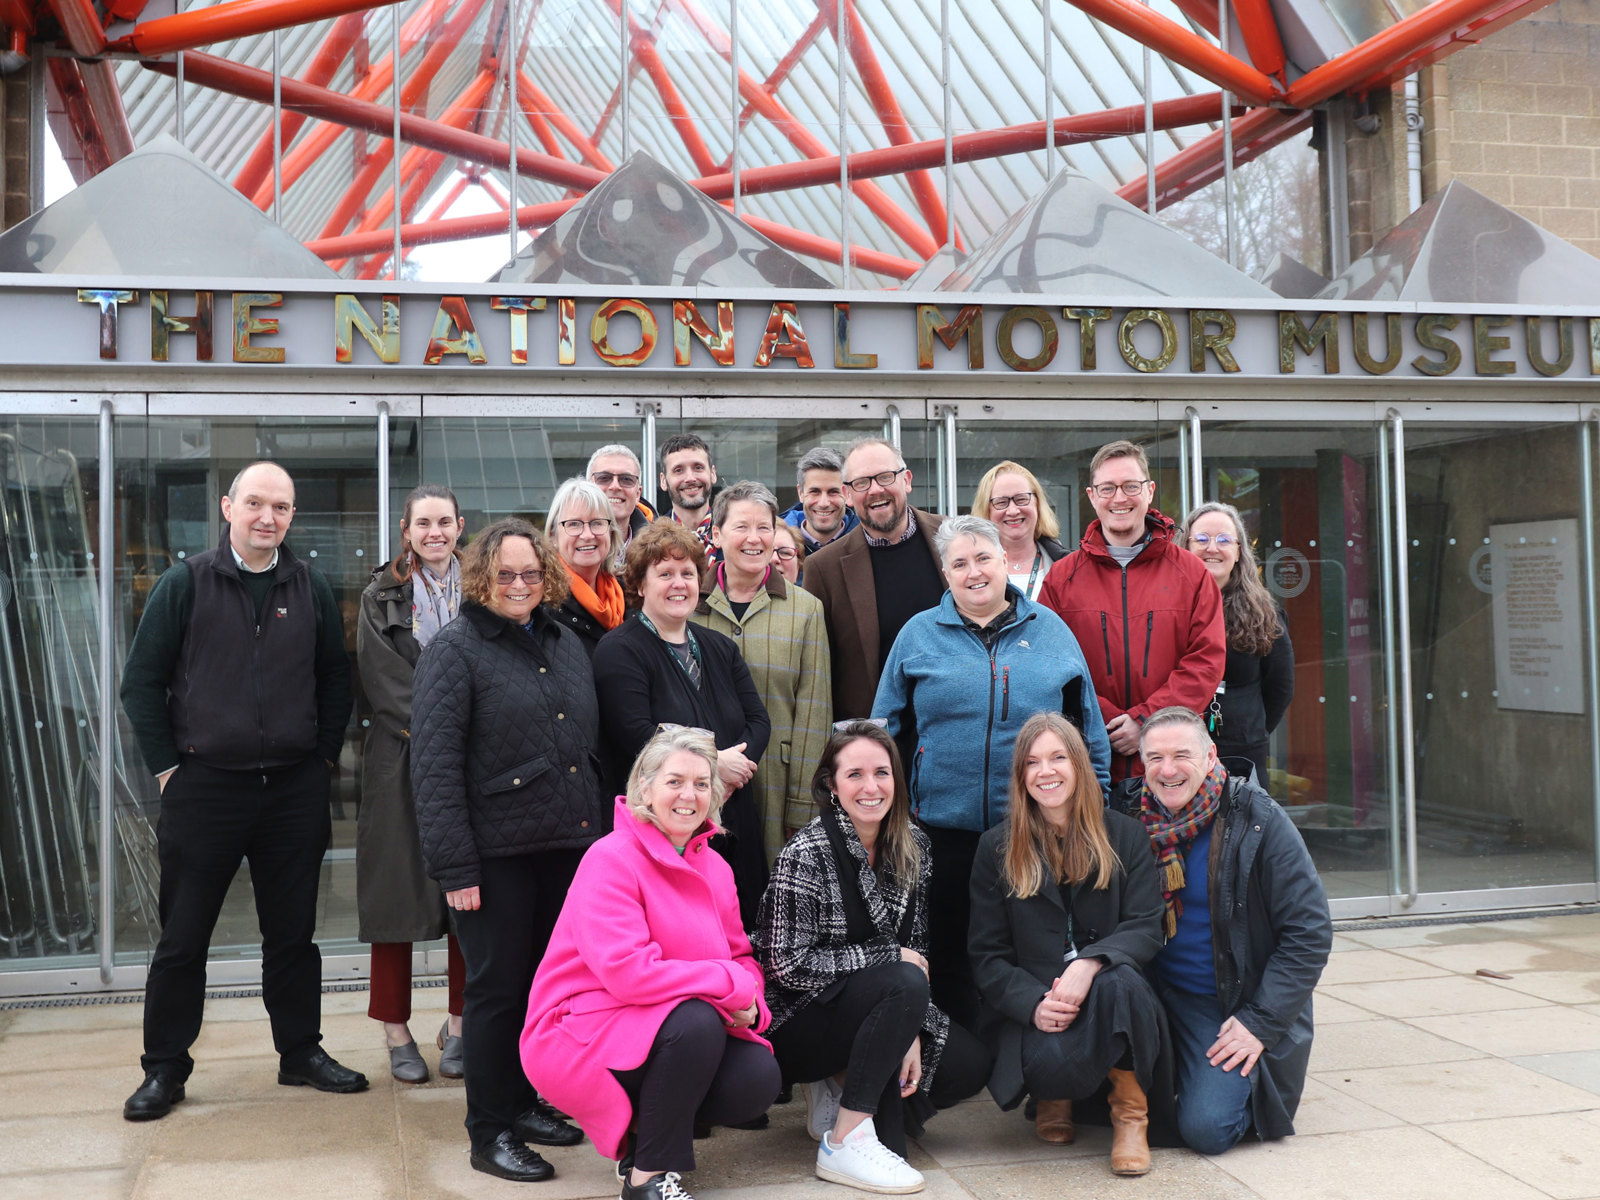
<box><xmin>754</xmin><ymin>721</ymin><xmax>991</xmax><ymax>1192</ymax></box>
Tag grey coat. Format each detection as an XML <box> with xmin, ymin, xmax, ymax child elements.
<box><xmin>355</xmin><ymin>562</ymin><xmax>448</xmax><ymax>944</ymax></box>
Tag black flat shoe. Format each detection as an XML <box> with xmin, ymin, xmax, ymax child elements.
<box><xmin>124</xmin><ymin>1072</ymin><xmax>185</xmax><ymax>1121</ymax></box>
<box><xmin>620</xmin><ymin>1170</ymin><xmax>695</xmax><ymax>1199</ymax></box>
<box><xmin>277</xmin><ymin>1049</ymin><xmax>370</xmax><ymax>1093</ymax></box>
<box><xmin>471</xmin><ymin>1131</ymin><xmax>555</xmax><ymax>1182</ymax></box>
<box><xmin>513</xmin><ymin>1101</ymin><xmax>584</xmax><ymax>1147</ymax></box>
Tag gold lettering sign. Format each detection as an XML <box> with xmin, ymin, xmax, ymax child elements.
<box><xmin>557</xmin><ymin>298</ymin><xmax>577</xmax><ymax>366</ymax></box>
<box><xmin>916</xmin><ymin>305</ymin><xmax>984</xmax><ymax>369</ymax></box>
<box><xmin>1526</xmin><ymin>316</ymin><xmax>1573</xmax><ymax>377</ymax></box>
<box><xmin>834</xmin><ymin>303</ymin><xmax>877</xmax><ymax>369</ymax></box>
<box><xmin>1063</xmin><ymin>307</ymin><xmax>1111</xmax><ymax>370</ymax></box>
<box><xmin>1278</xmin><ymin>312</ymin><xmax>1339</xmax><ymax>374</ymax></box>
<box><xmin>152</xmin><ymin>291</ymin><xmax>214</xmax><ymax>362</ymax></box>
<box><xmin>233</xmin><ymin>292</ymin><xmax>285</xmax><ymax>364</ymax></box>
<box><xmin>1472</xmin><ymin>315</ymin><xmax>1515</xmax><ymax>375</ymax></box>
<box><xmin>674</xmin><ymin>300</ymin><xmax>735</xmax><ymax>367</ymax></box>
<box><xmin>333</xmin><ymin>293</ymin><xmax>399</xmax><ymax>364</ymax></box>
<box><xmin>1188</xmin><ymin>310</ymin><xmax>1239</xmax><ymax>373</ymax></box>
<box><xmin>1352</xmin><ymin>313</ymin><xmax>1401</xmax><ymax>374</ymax></box>
<box><xmin>753</xmin><ymin>302</ymin><xmax>815</xmax><ymax>368</ymax></box>
<box><xmin>995</xmin><ymin>306</ymin><xmax>1058</xmax><ymax>372</ymax></box>
<box><xmin>1118</xmin><ymin>309</ymin><xmax>1177</xmax><ymax>373</ymax></box>
<box><xmin>491</xmin><ymin>296</ymin><xmax>545</xmax><ymax>366</ymax></box>
<box><xmin>1412</xmin><ymin>313</ymin><xmax>1461</xmax><ymax>376</ymax></box>
<box><xmin>590</xmin><ymin>298</ymin><xmax>658</xmax><ymax>367</ymax></box>
<box><xmin>77</xmin><ymin>289</ymin><xmax>138</xmax><ymax>360</ymax></box>
<box><xmin>423</xmin><ymin>296</ymin><xmax>487</xmax><ymax>365</ymax></box>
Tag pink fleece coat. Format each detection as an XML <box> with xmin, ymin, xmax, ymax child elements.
<box><xmin>521</xmin><ymin>798</ymin><xmax>772</xmax><ymax>1160</ymax></box>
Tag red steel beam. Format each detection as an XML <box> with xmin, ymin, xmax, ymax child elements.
<box><xmin>725</xmin><ymin>6</ymin><xmax>830</xmax><ymax>160</ymax></box>
<box><xmin>822</xmin><ymin>0</ymin><xmax>952</xmax><ymax>247</ymax></box>
<box><xmin>1287</xmin><ymin>0</ymin><xmax>1559</xmax><ymax>104</ymax></box>
<box><xmin>1168</xmin><ymin>0</ymin><xmax>1219</xmax><ymax>35</ymax></box>
<box><xmin>1116</xmin><ymin>105</ymin><xmax>1301</xmax><ymax>209</ymax></box>
<box><xmin>517</xmin><ymin>71</ymin><xmax>614</xmax><ymax>172</ymax></box>
<box><xmin>111</xmin><ymin>0</ymin><xmax>403</xmax><ymax>56</ymax></box>
<box><xmin>45</xmin><ymin>0</ymin><xmax>106</xmax><ymax>56</ymax></box>
<box><xmin>1057</xmin><ymin>0</ymin><xmax>1279</xmax><ymax>105</ymax></box>
<box><xmin>739</xmin><ymin>214</ymin><xmax>919</xmax><ymax>279</ymax></box>
<box><xmin>45</xmin><ymin>57</ymin><xmax>111</xmax><ymax>175</ymax></box>
<box><xmin>1230</xmin><ymin>0</ymin><xmax>1287</xmax><ymax>79</ymax></box>
<box><xmin>422</xmin><ymin>172</ymin><xmax>472</xmax><ymax>222</ymax></box>
<box><xmin>627</xmin><ymin>21</ymin><xmax>717</xmax><ymax>176</ymax></box>
<box><xmin>145</xmin><ymin>52</ymin><xmax>604</xmax><ymax>189</ymax></box>
<box><xmin>1140</xmin><ymin>109</ymin><xmax>1312</xmax><ymax>209</ymax></box>
<box><xmin>78</xmin><ymin>58</ymin><xmax>136</xmax><ymax>161</ymax></box>
<box><xmin>0</xmin><ymin>0</ymin><xmax>37</xmax><ymax>39</ymax></box>
<box><xmin>234</xmin><ymin>9</ymin><xmax>367</xmax><ymax>200</ymax></box>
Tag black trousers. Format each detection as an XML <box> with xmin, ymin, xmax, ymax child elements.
<box><xmin>923</xmin><ymin>824</ymin><xmax>983</xmax><ymax>1029</ymax></box>
<box><xmin>613</xmin><ymin>1000</ymin><xmax>782</xmax><ymax>1174</ymax></box>
<box><xmin>769</xmin><ymin>962</ymin><xmax>992</xmax><ymax>1157</ymax></box>
<box><xmin>1020</xmin><ymin>963</ymin><xmax>1164</xmax><ymax>1100</ymax></box>
<box><xmin>142</xmin><ymin>756</ymin><xmax>331</xmax><ymax>1078</ymax></box>
<box><xmin>451</xmin><ymin>848</ymin><xmax>582</xmax><ymax>1152</ymax></box>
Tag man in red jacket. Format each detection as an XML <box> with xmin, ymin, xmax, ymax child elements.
<box><xmin>1038</xmin><ymin>440</ymin><xmax>1225</xmax><ymax>782</ymax></box>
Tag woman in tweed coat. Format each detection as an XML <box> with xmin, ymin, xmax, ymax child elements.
<box><xmin>694</xmin><ymin>480</ymin><xmax>833</xmax><ymax>865</ymax></box>
<box><xmin>753</xmin><ymin>722</ymin><xmax>992</xmax><ymax>1189</ymax></box>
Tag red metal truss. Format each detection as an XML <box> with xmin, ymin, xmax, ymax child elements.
<box><xmin>45</xmin><ymin>0</ymin><xmax>106</xmax><ymax>55</ymax></box>
<box><xmin>110</xmin><ymin>0</ymin><xmax>404</xmax><ymax>56</ymax></box>
<box><xmin>45</xmin><ymin>58</ymin><xmax>113</xmax><ymax>176</ymax></box>
<box><xmin>1229</xmin><ymin>0</ymin><xmax>1287</xmax><ymax>80</ymax></box>
<box><xmin>1057</xmin><ymin>0</ymin><xmax>1279</xmax><ymax>105</ymax></box>
<box><xmin>1116</xmin><ymin>104</ymin><xmax>1307</xmax><ymax>210</ymax></box>
<box><xmin>722</xmin><ymin>6</ymin><xmax>830</xmax><ymax>167</ymax></box>
<box><xmin>517</xmin><ymin>72</ymin><xmax>615</xmax><ymax>172</ymax></box>
<box><xmin>623</xmin><ymin>10</ymin><xmax>718</xmax><ymax>176</ymax></box>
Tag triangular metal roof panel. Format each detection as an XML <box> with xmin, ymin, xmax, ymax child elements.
<box><xmin>0</xmin><ymin>134</ymin><xmax>337</xmax><ymax>278</ymax></box>
<box><xmin>490</xmin><ymin>151</ymin><xmax>831</xmax><ymax>289</ymax></box>
<box><xmin>1317</xmin><ymin>180</ymin><xmax>1600</xmax><ymax>304</ymax></box>
<box><xmin>898</xmin><ymin>246</ymin><xmax>966</xmax><ymax>291</ymax></box>
<box><xmin>1255</xmin><ymin>251</ymin><xmax>1328</xmax><ymax>299</ymax></box>
<box><xmin>936</xmin><ymin>169</ymin><xmax>1275</xmax><ymax>299</ymax></box>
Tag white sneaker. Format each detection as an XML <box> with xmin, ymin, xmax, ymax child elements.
<box><xmin>816</xmin><ymin>1116</ymin><xmax>925</xmax><ymax>1194</ymax></box>
<box><xmin>804</xmin><ymin>1077</ymin><xmax>844</xmax><ymax>1141</ymax></box>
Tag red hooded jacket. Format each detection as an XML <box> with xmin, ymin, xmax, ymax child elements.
<box><xmin>1037</xmin><ymin>507</ymin><xmax>1226</xmax><ymax>781</ymax></box>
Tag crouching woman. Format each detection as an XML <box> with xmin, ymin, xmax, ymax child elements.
<box><xmin>968</xmin><ymin>712</ymin><xmax>1169</xmax><ymax>1176</ymax></box>
<box><xmin>522</xmin><ymin>728</ymin><xmax>781</xmax><ymax>1200</ymax></box>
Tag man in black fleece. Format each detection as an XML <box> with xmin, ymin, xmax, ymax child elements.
<box><xmin>119</xmin><ymin>461</ymin><xmax>361</xmax><ymax>1121</ymax></box>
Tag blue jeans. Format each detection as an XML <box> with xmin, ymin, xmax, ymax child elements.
<box><xmin>1159</xmin><ymin>983</ymin><xmax>1253</xmax><ymax>1155</ymax></box>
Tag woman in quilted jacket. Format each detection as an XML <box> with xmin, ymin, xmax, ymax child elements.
<box><xmin>411</xmin><ymin>517</ymin><xmax>607</xmax><ymax>1184</ymax></box>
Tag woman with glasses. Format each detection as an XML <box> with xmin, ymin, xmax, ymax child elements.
<box><xmin>972</xmin><ymin>461</ymin><xmax>1067</xmax><ymax>601</ymax></box>
<box><xmin>1178</xmin><ymin>502</ymin><xmax>1294</xmax><ymax>790</ymax></box>
<box><xmin>693</xmin><ymin>481</ymin><xmax>833</xmax><ymax>866</ymax></box>
<box><xmin>594</xmin><ymin>521</ymin><xmax>772</xmax><ymax>926</ymax></box>
<box><xmin>772</xmin><ymin>523</ymin><xmax>805</xmax><ymax>586</ymax></box>
<box><xmin>411</xmin><ymin>518</ymin><xmax>604</xmax><ymax>1183</ymax></box>
<box><xmin>545</xmin><ymin>478</ymin><xmax>627</xmax><ymax>658</ymax></box>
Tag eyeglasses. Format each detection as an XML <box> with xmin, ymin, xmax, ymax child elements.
<box><xmin>989</xmin><ymin>492</ymin><xmax>1034</xmax><ymax>511</ymax></box>
<box><xmin>1089</xmin><ymin>480</ymin><xmax>1152</xmax><ymax>499</ymax></box>
<box><xmin>495</xmin><ymin>569</ymin><xmax>545</xmax><ymax>585</ymax></box>
<box><xmin>772</xmin><ymin>547</ymin><xmax>798</xmax><ymax>561</ymax></box>
<box><xmin>845</xmin><ymin>468</ymin><xmax>907</xmax><ymax>493</ymax></box>
<box><xmin>831</xmin><ymin>717</ymin><xmax>889</xmax><ymax>731</ymax></box>
<box><xmin>1189</xmin><ymin>533</ymin><xmax>1237</xmax><ymax>548</ymax></box>
<box><xmin>591</xmin><ymin>471</ymin><xmax>640</xmax><ymax>488</ymax></box>
<box><xmin>558</xmin><ymin>518</ymin><xmax>612</xmax><ymax>535</ymax></box>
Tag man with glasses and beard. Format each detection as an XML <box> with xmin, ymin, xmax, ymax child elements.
<box><xmin>587</xmin><ymin>444</ymin><xmax>657</xmax><ymax>572</ymax></box>
<box><xmin>803</xmin><ymin>437</ymin><xmax>943</xmax><ymax>722</ymax></box>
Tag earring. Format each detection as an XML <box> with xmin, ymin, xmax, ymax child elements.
<box><xmin>829</xmin><ymin>790</ymin><xmax>840</xmax><ymax>805</ymax></box>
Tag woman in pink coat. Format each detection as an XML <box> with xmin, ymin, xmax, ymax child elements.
<box><xmin>523</xmin><ymin>727</ymin><xmax>781</xmax><ymax>1200</ymax></box>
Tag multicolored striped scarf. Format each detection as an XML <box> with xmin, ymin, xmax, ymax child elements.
<box><xmin>1137</xmin><ymin>763</ymin><xmax>1226</xmax><ymax>938</ymax></box>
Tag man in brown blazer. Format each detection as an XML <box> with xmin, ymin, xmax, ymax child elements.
<box><xmin>803</xmin><ymin>437</ymin><xmax>945</xmax><ymax>720</ymax></box>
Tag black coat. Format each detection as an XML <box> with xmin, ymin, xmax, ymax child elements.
<box><xmin>968</xmin><ymin>809</ymin><xmax>1166</xmax><ymax>1109</ymax></box>
<box><xmin>1213</xmin><ymin>608</ymin><xmax>1295</xmax><ymax>770</ymax></box>
<box><xmin>1111</xmin><ymin>771</ymin><xmax>1331</xmax><ymax>1141</ymax></box>
<box><xmin>552</xmin><ymin>592</ymin><xmax>611</xmax><ymax>659</ymax></box>
<box><xmin>410</xmin><ymin>601</ymin><xmax>606</xmax><ymax>892</ymax></box>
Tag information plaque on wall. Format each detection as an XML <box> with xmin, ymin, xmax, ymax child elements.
<box><xmin>1491</xmin><ymin>518</ymin><xmax>1584</xmax><ymax>715</ymax></box>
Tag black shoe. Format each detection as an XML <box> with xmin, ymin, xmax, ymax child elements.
<box><xmin>124</xmin><ymin>1072</ymin><xmax>185</xmax><ymax>1121</ymax></box>
<box><xmin>277</xmin><ymin>1049</ymin><xmax>370</xmax><ymax>1093</ymax></box>
<box><xmin>775</xmin><ymin>1083</ymin><xmax>793</xmax><ymax>1104</ymax></box>
<box><xmin>726</xmin><ymin>1114</ymin><xmax>769</xmax><ymax>1130</ymax></box>
<box><xmin>471</xmin><ymin>1131</ymin><xmax>555</xmax><ymax>1182</ymax></box>
<box><xmin>620</xmin><ymin>1170</ymin><xmax>695</xmax><ymax>1200</ymax></box>
<box><xmin>514</xmin><ymin>1099</ymin><xmax>584</xmax><ymax>1147</ymax></box>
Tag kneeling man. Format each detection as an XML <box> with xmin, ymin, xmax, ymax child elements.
<box><xmin>1112</xmin><ymin>706</ymin><xmax>1330</xmax><ymax>1154</ymax></box>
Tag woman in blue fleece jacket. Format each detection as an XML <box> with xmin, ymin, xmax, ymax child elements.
<box><xmin>872</xmin><ymin>514</ymin><xmax>1110</xmax><ymax>1026</ymax></box>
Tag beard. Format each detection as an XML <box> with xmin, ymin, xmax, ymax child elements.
<box><xmin>858</xmin><ymin>493</ymin><xmax>906</xmax><ymax>535</ymax></box>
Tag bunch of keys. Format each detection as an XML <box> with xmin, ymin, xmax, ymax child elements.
<box><xmin>1206</xmin><ymin>681</ymin><xmax>1226</xmax><ymax>734</ymax></box>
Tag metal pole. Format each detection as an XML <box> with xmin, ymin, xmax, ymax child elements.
<box><xmin>942</xmin><ymin>407</ymin><xmax>958</xmax><ymax>516</ymax></box>
<box><xmin>507</xmin><ymin>0</ymin><xmax>519</xmax><ymax>259</ymax></box>
<box><xmin>619</xmin><ymin>0</ymin><xmax>631</xmax><ymax>158</ymax></box>
<box><xmin>272</xmin><ymin>30</ymin><xmax>283</xmax><ymax>222</ymax></box>
<box><xmin>377</xmin><ymin>401</ymin><xmax>391</xmax><ymax>564</ymax></box>
<box><xmin>1220</xmin><ymin>0</ymin><xmax>1236</xmax><ymax>265</ymax></box>
<box><xmin>1142</xmin><ymin>0</ymin><xmax>1154</xmax><ymax>214</ymax></box>
<box><xmin>96</xmin><ymin>400</ymin><xmax>115</xmax><ymax>986</ymax></box>
<box><xmin>1326</xmin><ymin>102</ymin><xmax>1351</xmax><ymax>275</ymax></box>
<box><xmin>1186</xmin><ymin>407</ymin><xmax>1203</xmax><ymax>512</ymax></box>
<box><xmin>941</xmin><ymin>0</ymin><xmax>953</xmax><ymax>251</ymax></box>
<box><xmin>391</xmin><ymin>8</ymin><xmax>402</xmax><ymax>280</ymax></box>
<box><xmin>1583</xmin><ymin>414</ymin><xmax>1600</xmax><ymax>888</ymax></box>
<box><xmin>1389</xmin><ymin>409</ymin><xmax>1419</xmax><ymax>907</ymax></box>
<box><xmin>730</xmin><ymin>0</ymin><xmax>741</xmax><ymax>218</ymax></box>
<box><xmin>639</xmin><ymin>403</ymin><xmax>657</xmax><ymax>495</ymax></box>
<box><xmin>886</xmin><ymin>404</ymin><xmax>902</xmax><ymax>453</ymax></box>
<box><xmin>1043</xmin><ymin>0</ymin><xmax>1054</xmax><ymax>180</ymax></box>
<box><xmin>1377</xmin><ymin>423</ymin><xmax>1403</xmax><ymax>891</ymax></box>
<box><xmin>838</xmin><ymin>0</ymin><xmax>851</xmax><ymax>289</ymax></box>
<box><xmin>176</xmin><ymin>52</ymin><xmax>186</xmax><ymax>144</ymax></box>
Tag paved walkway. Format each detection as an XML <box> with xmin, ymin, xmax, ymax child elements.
<box><xmin>4</xmin><ymin>910</ymin><xmax>1600</xmax><ymax>1200</ymax></box>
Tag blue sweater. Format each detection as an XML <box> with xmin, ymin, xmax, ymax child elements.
<box><xmin>1155</xmin><ymin>824</ymin><xmax>1217</xmax><ymax>996</ymax></box>
<box><xmin>872</xmin><ymin>589</ymin><xmax>1111</xmax><ymax>832</ymax></box>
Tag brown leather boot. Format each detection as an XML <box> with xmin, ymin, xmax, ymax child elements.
<box><xmin>1106</xmin><ymin>1069</ymin><xmax>1151</xmax><ymax>1176</ymax></box>
<box><xmin>1034</xmin><ymin>1098</ymin><xmax>1075</xmax><ymax>1144</ymax></box>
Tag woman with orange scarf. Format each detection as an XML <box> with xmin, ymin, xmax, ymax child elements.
<box><xmin>546</xmin><ymin>478</ymin><xmax>628</xmax><ymax>658</ymax></box>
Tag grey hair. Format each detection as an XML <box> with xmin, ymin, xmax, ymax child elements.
<box><xmin>545</xmin><ymin>477</ymin><xmax>623</xmax><ymax>565</ymax></box>
<box><xmin>585</xmin><ymin>444</ymin><xmax>642</xmax><ymax>477</ymax></box>
<box><xmin>712</xmin><ymin>479</ymin><xmax>781</xmax><ymax>527</ymax></box>
<box><xmin>227</xmin><ymin>460</ymin><xmax>293</xmax><ymax>504</ymax></box>
<box><xmin>935</xmin><ymin>513</ymin><xmax>1004</xmax><ymax>563</ymax></box>
<box><xmin>795</xmin><ymin>445</ymin><xmax>845</xmax><ymax>492</ymax></box>
<box><xmin>625</xmin><ymin>727</ymin><xmax>728</xmax><ymax>834</ymax></box>
<box><xmin>1139</xmin><ymin>705</ymin><xmax>1210</xmax><ymax>747</ymax></box>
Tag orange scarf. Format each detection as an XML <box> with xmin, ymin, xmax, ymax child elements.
<box><xmin>566</xmin><ymin>563</ymin><xmax>626</xmax><ymax>630</ymax></box>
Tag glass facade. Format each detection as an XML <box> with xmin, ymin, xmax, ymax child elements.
<box><xmin>1</xmin><ymin>396</ymin><xmax>1596</xmax><ymax>989</ymax></box>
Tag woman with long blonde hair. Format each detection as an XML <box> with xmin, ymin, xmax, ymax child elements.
<box><xmin>969</xmin><ymin>712</ymin><xmax>1169</xmax><ymax>1177</ymax></box>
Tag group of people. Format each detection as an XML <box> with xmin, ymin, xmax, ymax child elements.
<box><xmin>116</xmin><ymin>434</ymin><xmax>1325</xmax><ymax>1200</ymax></box>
